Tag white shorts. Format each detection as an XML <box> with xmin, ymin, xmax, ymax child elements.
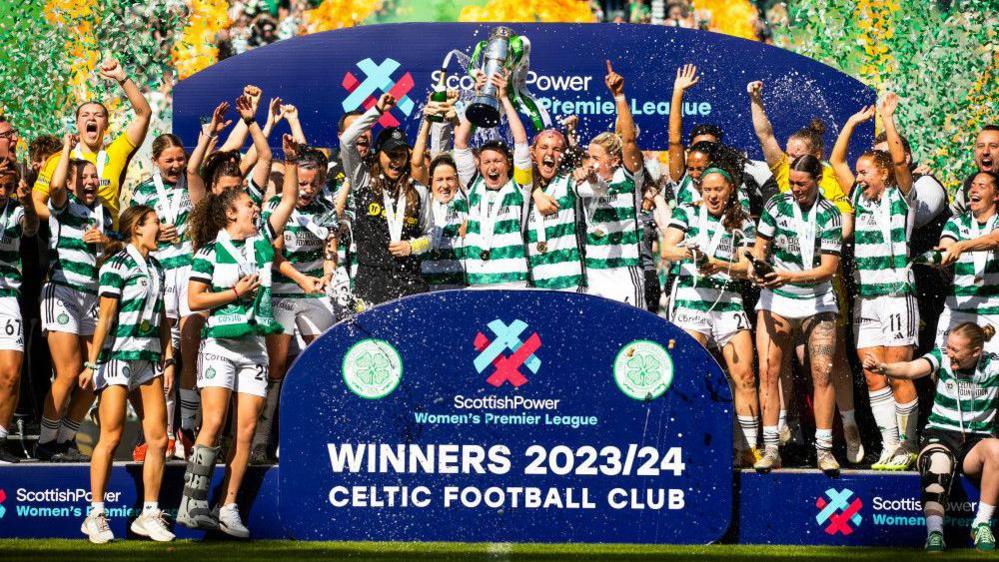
<box><xmin>756</xmin><ymin>289</ymin><xmax>838</xmax><ymax>320</ymax></box>
<box><xmin>935</xmin><ymin>308</ymin><xmax>999</xmax><ymax>355</ymax></box>
<box><xmin>854</xmin><ymin>294</ymin><xmax>920</xmax><ymax>348</ymax></box>
<box><xmin>163</xmin><ymin>266</ymin><xmax>192</xmax><ymax>321</ymax></box>
<box><xmin>670</xmin><ymin>305</ymin><xmax>750</xmax><ymax>349</ymax></box>
<box><xmin>41</xmin><ymin>283</ymin><xmax>98</xmax><ymax>336</ymax></box>
<box><xmin>197</xmin><ymin>337</ymin><xmax>268</xmax><ymax>398</ymax></box>
<box><xmin>586</xmin><ymin>266</ymin><xmax>646</xmax><ymax>308</ymax></box>
<box><xmin>274</xmin><ymin>297</ymin><xmax>336</xmax><ymax>337</ymax></box>
<box><xmin>0</xmin><ymin>296</ymin><xmax>24</xmax><ymax>352</ymax></box>
<box><xmin>94</xmin><ymin>358</ymin><xmax>160</xmax><ymax>392</ymax></box>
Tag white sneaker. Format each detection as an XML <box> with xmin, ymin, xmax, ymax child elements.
<box><xmin>172</xmin><ymin>439</ymin><xmax>187</xmax><ymax>460</ymax></box>
<box><xmin>883</xmin><ymin>445</ymin><xmax>917</xmax><ymax>471</ymax></box>
<box><xmin>81</xmin><ymin>511</ymin><xmax>114</xmax><ymax>544</ymax></box>
<box><xmin>130</xmin><ymin>510</ymin><xmax>175</xmax><ymax>542</ymax></box>
<box><xmin>871</xmin><ymin>446</ymin><xmax>896</xmax><ymax>470</ymax></box>
<box><xmin>217</xmin><ymin>504</ymin><xmax>250</xmax><ymax>538</ymax></box>
<box><xmin>844</xmin><ymin>424</ymin><xmax>865</xmax><ymax>464</ymax></box>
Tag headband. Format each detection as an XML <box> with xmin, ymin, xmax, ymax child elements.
<box><xmin>701</xmin><ymin>166</ymin><xmax>733</xmax><ymax>182</ymax></box>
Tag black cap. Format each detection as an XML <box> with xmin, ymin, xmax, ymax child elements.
<box><xmin>374</xmin><ymin>127</ymin><xmax>409</xmax><ymax>154</ymax></box>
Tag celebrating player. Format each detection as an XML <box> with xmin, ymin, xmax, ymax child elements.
<box><xmin>79</xmin><ymin>205</ymin><xmax>174</xmax><ymax>544</ymax></box>
<box><xmin>864</xmin><ymin>323</ymin><xmax>999</xmax><ymax>553</ymax></box>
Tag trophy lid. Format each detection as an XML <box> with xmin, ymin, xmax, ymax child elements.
<box><xmin>490</xmin><ymin>26</ymin><xmax>513</xmax><ymax>39</ymax></box>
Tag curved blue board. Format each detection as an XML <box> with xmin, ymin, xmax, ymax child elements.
<box><xmin>174</xmin><ymin>23</ymin><xmax>874</xmax><ymax>159</ymax></box>
<box><xmin>279</xmin><ymin>290</ymin><xmax>733</xmax><ymax>543</ymax></box>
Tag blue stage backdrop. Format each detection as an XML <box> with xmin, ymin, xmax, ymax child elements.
<box><xmin>280</xmin><ymin>290</ymin><xmax>733</xmax><ymax>543</ymax></box>
<box><xmin>173</xmin><ymin>23</ymin><xmax>874</xmax><ymax>160</ymax></box>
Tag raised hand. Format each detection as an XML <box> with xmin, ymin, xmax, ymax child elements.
<box><xmin>243</xmin><ymin>85</ymin><xmax>262</xmax><ymax>114</ymax></box>
<box><xmin>605</xmin><ymin>60</ymin><xmax>624</xmax><ymax>96</ymax></box>
<box><xmin>235</xmin><ymin>95</ymin><xmax>255</xmax><ymax>122</ymax></box>
<box><xmin>282</xmin><ymin>133</ymin><xmax>300</xmax><ymax>161</ymax></box>
<box><xmin>848</xmin><ymin>105</ymin><xmax>876</xmax><ymax>124</ymax></box>
<box><xmin>674</xmin><ymin>64</ymin><xmax>700</xmax><ymax>92</ymax></box>
<box><xmin>878</xmin><ymin>91</ymin><xmax>899</xmax><ymax>119</ymax></box>
<box><xmin>445</xmin><ymin>88</ymin><xmax>460</xmax><ymax>105</ymax></box>
<box><xmin>490</xmin><ymin>68</ymin><xmax>510</xmax><ymax>100</ymax></box>
<box><xmin>63</xmin><ymin>132</ymin><xmax>80</xmax><ymax>148</ymax></box>
<box><xmin>210</xmin><ymin>101</ymin><xmax>232</xmax><ymax>135</ymax></box>
<box><xmin>746</xmin><ymin>80</ymin><xmax>763</xmax><ymax>100</ymax></box>
<box><xmin>281</xmin><ymin>103</ymin><xmax>299</xmax><ymax>121</ymax></box>
<box><xmin>269</xmin><ymin>97</ymin><xmax>284</xmax><ymax>123</ymax></box>
<box><xmin>97</xmin><ymin>57</ymin><xmax>127</xmax><ymax>82</ymax></box>
<box><xmin>375</xmin><ymin>93</ymin><xmax>396</xmax><ymax>113</ymax></box>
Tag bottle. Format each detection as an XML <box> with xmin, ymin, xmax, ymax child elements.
<box><xmin>427</xmin><ymin>68</ymin><xmax>448</xmax><ymax>123</ymax></box>
<box><xmin>911</xmin><ymin>249</ymin><xmax>943</xmax><ymax>266</ymax></box>
<box><xmin>743</xmin><ymin>250</ymin><xmax>774</xmax><ymax>277</ymax></box>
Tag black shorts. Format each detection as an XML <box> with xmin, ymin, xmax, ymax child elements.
<box><xmin>921</xmin><ymin>427</ymin><xmax>989</xmax><ymax>470</ymax></box>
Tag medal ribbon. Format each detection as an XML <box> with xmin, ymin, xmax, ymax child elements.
<box><xmin>970</xmin><ymin>213</ymin><xmax>997</xmax><ymax>283</ymax></box>
<box><xmin>383</xmin><ymin>189</ymin><xmax>407</xmax><ymax>243</ymax></box>
<box><xmin>792</xmin><ymin>197</ymin><xmax>818</xmax><ymax>271</ymax></box>
<box><xmin>477</xmin><ymin>183</ymin><xmax>507</xmax><ymax>256</ymax></box>
<box><xmin>125</xmin><ymin>244</ymin><xmax>160</xmax><ymax>330</ymax></box>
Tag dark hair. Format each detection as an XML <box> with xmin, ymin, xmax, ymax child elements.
<box><xmin>200</xmin><ymin>150</ymin><xmax>242</xmax><ymax>188</ymax></box>
<box><xmin>101</xmin><ymin>205</ymin><xmax>156</xmax><ymax>266</ymax></box>
<box><xmin>337</xmin><ymin>110</ymin><xmax>365</xmax><ymax>133</ymax></box>
<box><xmin>151</xmin><ymin>133</ymin><xmax>186</xmax><ymax>161</ymax></box>
<box><xmin>29</xmin><ymin>134</ymin><xmax>62</xmax><ymax>164</ymax></box>
<box><xmin>688</xmin><ymin>141</ymin><xmax>747</xmax><ymax>187</ymax></box>
<box><xmin>429</xmin><ymin>154</ymin><xmax>457</xmax><ymax>178</ymax></box>
<box><xmin>974</xmin><ymin>171</ymin><xmax>999</xmax><ymax>187</ymax></box>
<box><xmin>874</xmin><ymin>131</ymin><xmax>912</xmax><ymax>157</ymax></box>
<box><xmin>788</xmin><ymin>154</ymin><xmax>824</xmax><ymax>182</ymax></box>
<box><xmin>188</xmin><ymin>187</ymin><xmax>247</xmax><ymax>250</ymax></box>
<box><xmin>688</xmin><ymin>140</ymin><xmax>715</xmax><ymax>159</ymax></box>
<box><xmin>858</xmin><ymin>149</ymin><xmax>896</xmax><ymax>185</ymax></box>
<box><xmin>982</xmin><ymin>125</ymin><xmax>999</xmax><ymax>133</ymax></box>
<box><xmin>789</xmin><ymin>118</ymin><xmax>827</xmax><ymax>157</ymax></box>
<box><xmin>478</xmin><ymin>140</ymin><xmax>512</xmax><ymax>161</ymax></box>
<box><xmin>68</xmin><ymin>158</ymin><xmax>96</xmax><ymax>189</ymax></box>
<box><xmin>700</xmin><ymin>168</ymin><xmax>749</xmax><ymax>232</ymax></box>
<box><xmin>690</xmin><ymin>124</ymin><xmax>724</xmax><ymax>143</ymax></box>
<box><xmin>74</xmin><ymin>101</ymin><xmax>109</xmax><ymax>120</ymax></box>
<box><xmin>298</xmin><ymin>146</ymin><xmax>329</xmax><ymax>171</ymax></box>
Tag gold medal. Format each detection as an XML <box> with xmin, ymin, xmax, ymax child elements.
<box><xmin>536</xmin><ymin>241</ymin><xmax>548</xmax><ymax>253</ymax></box>
<box><xmin>480</xmin><ymin>250</ymin><xmax>491</xmax><ymax>261</ymax></box>
<box><xmin>140</xmin><ymin>319</ymin><xmax>152</xmax><ymax>333</ymax></box>
<box><xmin>592</xmin><ymin>226</ymin><xmax>607</xmax><ymax>239</ymax></box>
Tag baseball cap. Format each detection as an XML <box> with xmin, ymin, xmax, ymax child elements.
<box><xmin>374</xmin><ymin>127</ymin><xmax>409</xmax><ymax>154</ymax></box>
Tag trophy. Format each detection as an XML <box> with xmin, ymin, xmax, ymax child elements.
<box><xmin>465</xmin><ymin>26</ymin><xmax>514</xmax><ymax>128</ymax></box>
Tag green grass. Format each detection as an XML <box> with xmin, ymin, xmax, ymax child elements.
<box><xmin>0</xmin><ymin>540</ymin><xmax>992</xmax><ymax>562</ymax></box>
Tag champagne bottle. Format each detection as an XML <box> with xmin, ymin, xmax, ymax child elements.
<box><xmin>427</xmin><ymin>68</ymin><xmax>448</xmax><ymax>123</ymax></box>
<box><xmin>911</xmin><ymin>249</ymin><xmax>943</xmax><ymax>266</ymax></box>
<box><xmin>743</xmin><ymin>250</ymin><xmax>774</xmax><ymax>277</ymax></box>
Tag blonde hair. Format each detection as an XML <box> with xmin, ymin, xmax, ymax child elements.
<box><xmin>951</xmin><ymin>322</ymin><xmax>997</xmax><ymax>351</ymax></box>
<box><xmin>590</xmin><ymin>132</ymin><xmax>623</xmax><ymax>159</ymax></box>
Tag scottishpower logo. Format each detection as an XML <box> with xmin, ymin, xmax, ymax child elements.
<box><xmin>815</xmin><ymin>488</ymin><xmax>863</xmax><ymax>535</ymax></box>
<box><xmin>0</xmin><ymin>488</ymin><xmax>6</xmax><ymax>519</ymax></box>
<box><xmin>341</xmin><ymin>58</ymin><xmax>415</xmax><ymax>128</ymax></box>
<box><xmin>473</xmin><ymin>319</ymin><xmax>541</xmax><ymax>388</ymax></box>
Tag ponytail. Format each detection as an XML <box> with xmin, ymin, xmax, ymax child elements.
<box><xmin>789</xmin><ymin>118</ymin><xmax>827</xmax><ymax>157</ymax></box>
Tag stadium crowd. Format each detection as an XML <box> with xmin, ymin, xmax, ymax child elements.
<box><xmin>0</xmin><ymin>46</ymin><xmax>996</xmax><ymax>551</ymax></box>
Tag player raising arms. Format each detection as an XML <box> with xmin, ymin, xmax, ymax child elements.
<box><xmin>831</xmin><ymin>94</ymin><xmax>920</xmax><ymax>470</ymax></box>
<box><xmin>580</xmin><ymin>61</ymin><xmax>645</xmax><ymax>306</ymax></box>
<box><xmin>750</xmin><ymin>155</ymin><xmax>842</xmax><ymax>475</ymax></box>
<box><xmin>79</xmin><ymin>205</ymin><xmax>174</xmax><ymax>544</ymax></box>
<box><xmin>176</xmin><ymin>133</ymin><xmax>298</xmax><ymax>538</ymax></box>
<box><xmin>36</xmin><ymin>135</ymin><xmax>112</xmax><ymax>462</ymax></box>
<box><xmin>865</xmin><ymin>323</ymin><xmax>999</xmax><ymax>553</ymax></box>
<box><xmin>659</xmin><ymin>166</ymin><xmax>760</xmax><ymax>465</ymax></box>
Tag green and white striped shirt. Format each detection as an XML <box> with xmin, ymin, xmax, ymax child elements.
<box><xmin>190</xmin><ymin>226</ymin><xmax>282</xmax><ymax>340</ymax></box>
<box><xmin>0</xmin><ymin>201</ymin><xmax>25</xmax><ymax>297</ymax></box>
<box><xmin>98</xmin><ymin>250</ymin><xmax>165</xmax><ymax>362</ymax></box>
<box><xmin>924</xmin><ymin>347</ymin><xmax>999</xmax><ymax>435</ymax></box>
<box><xmin>757</xmin><ymin>193</ymin><xmax>842</xmax><ymax>300</ymax></box>
<box><xmin>262</xmin><ymin>196</ymin><xmax>337</xmax><ymax>298</ymax></box>
<box><xmin>941</xmin><ymin>212</ymin><xmax>999</xmax><ymax>315</ymax></box>
<box><xmin>423</xmin><ymin>194</ymin><xmax>467</xmax><ymax>288</ymax></box>
<box><xmin>851</xmin><ymin>186</ymin><xmax>915</xmax><ymax>297</ymax></box>
<box><xmin>581</xmin><ymin>166</ymin><xmax>641</xmax><ymax>270</ymax></box>
<box><xmin>48</xmin><ymin>194</ymin><xmax>110</xmax><ymax>294</ymax></box>
<box><xmin>129</xmin><ymin>177</ymin><xmax>193</xmax><ymax>271</ymax></box>
<box><xmin>526</xmin><ymin>174</ymin><xmax>583</xmax><ymax>290</ymax></box>
<box><xmin>457</xmin><ymin>176</ymin><xmax>530</xmax><ymax>286</ymax></box>
<box><xmin>669</xmin><ymin>203</ymin><xmax>755</xmax><ymax>312</ymax></box>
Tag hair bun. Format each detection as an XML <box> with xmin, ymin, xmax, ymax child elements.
<box><xmin>808</xmin><ymin>118</ymin><xmax>827</xmax><ymax>136</ymax></box>
<box><xmin>983</xmin><ymin>324</ymin><xmax>996</xmax><ymax>342</ymax></box>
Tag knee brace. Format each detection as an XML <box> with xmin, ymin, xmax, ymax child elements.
<box><xmin>918</xmin><ymin>445</ymin><xmax>956</xmax><ymax>517</ymax></box>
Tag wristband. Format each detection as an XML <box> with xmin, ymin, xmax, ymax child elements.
<box><xmin>84</xmin><ymin>361</ymin><xmax>99</xmax><ymax>371</ymax></box>
<box><xmin>614</xmin><ymin>94</ymin><xmax>626</xmax><ymax>102</ymax></box>
<box><xmin>162</xmin><ymin>358</ymin><xmax>176</xmax><ymax>369</ymax></box>
<box><xmin>242</xmin><ymin>116</ymin><xmax>254</xmax><ymax>125</ymax></box>
<box><xmin>232</xmin><ymin>287</ymin><xmax>240</xmax><ymax>299</ymax></box>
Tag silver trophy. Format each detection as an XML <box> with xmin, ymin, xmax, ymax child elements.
<box><xmin>465</xmin><ymin>26</ymin><xmax>513</xmax><ymax>128</ymax></box>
